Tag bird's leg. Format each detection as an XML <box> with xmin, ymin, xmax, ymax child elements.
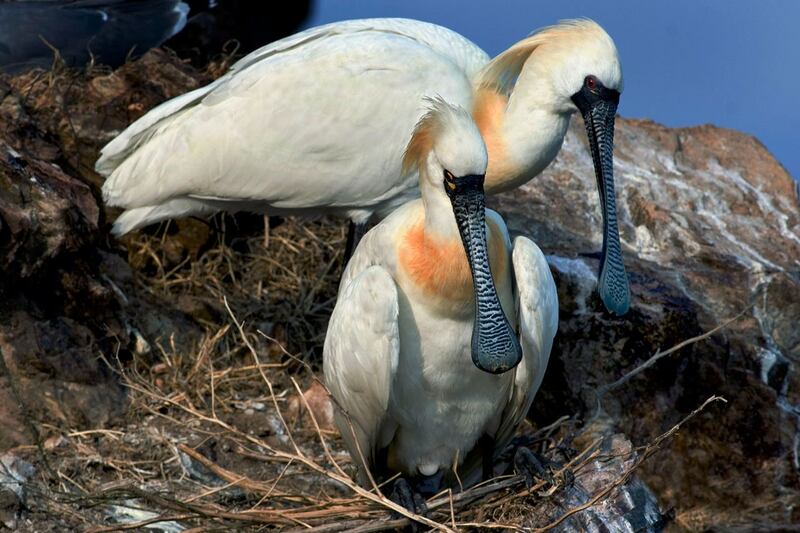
<box><xmin>478</xmin><ymin>435</ymin><xmax>496</xmax><ymax>482</ymax></box>
<box><xmin>513</xmin><ymin>446</ymin><xmax>556</xmax><ymax>489</ymax></box>
<box><xmin>262</xmin><ymin>214</ymin><xmax>270</xmax><ymax>248</ymax></box>
<box><xmin>389</xmin><ymin>477</ymin><xmax>427</xmax><ymax>523</ymax></box>
<box><xmin>343</xmin><ymin>220</ymin><xmax>368</xmax><ymax>266</ymax></box>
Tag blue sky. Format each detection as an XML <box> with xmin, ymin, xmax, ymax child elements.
<box><xmin>307</xmin><ymin>1</ymin><xmax>799</xmax><ymax>181</ymax></box>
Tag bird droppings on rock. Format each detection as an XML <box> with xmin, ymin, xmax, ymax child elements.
<box><xmin>546</xmin><ymin>254</ymin><xmax>597</xmax><ymax>315</ymax></box>
<box><xmin>106</xmin><ymin>499</ymin><xmax>186</xmax><ymax>533</ymax></box>
<box><xmin>0</xmin><ymin>453</ymin><xmax>34</xmax><ymax>530</ymax></box>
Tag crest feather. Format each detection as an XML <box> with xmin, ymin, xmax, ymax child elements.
<box><xmin>477</xmin><ymin>18</ymin><xmax>606</xmax><ymax>95</ymax></box>
<box><xmin>401</xmin><ymin>97</ymin><xmax>472</xmax><ymax>176</ymax></box>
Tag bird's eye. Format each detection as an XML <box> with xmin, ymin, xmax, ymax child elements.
<box><xmin>585</xmin><ymin>76</ymin><xmax>598</xmax><ymax>90</ymax></box>
<box><xmin>444</xmin><ymin>170</ymin><xmax>455</xmax><ymax>181</ymax></box>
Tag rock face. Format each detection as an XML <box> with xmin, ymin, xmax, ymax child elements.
<box><xmin>0</xmin><ymin>51</ymin><xmax>208</xmax><ymax>450</ymax></box>
<box><xmin>0</xmin><ymin>136</ymin><xmax>124</xmax><ymax>450</ymax></box>
<box><xmin>493</xmin><ymin>116</ymin><xmax>800</xmax><ymax>529</ymax></box>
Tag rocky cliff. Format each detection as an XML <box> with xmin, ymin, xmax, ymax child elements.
<box><xmin>0</xmin><ymin>51</ymin><xmax>797</xmax><ymax>530</ymax></box>
<box><xmin>495</xmin><ymin>116</ymin><xmax>800</xmax><ymax>528</ymax></box>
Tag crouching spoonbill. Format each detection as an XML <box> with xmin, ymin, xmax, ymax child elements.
<box><xmin>96</xmin><ymin>17</ymin><xmax>628</xmax><ymax>315</ymax></box>
<box><xmin>323</xmin><ymin>98</ymin><xmax>558</xmax><ymax>511</ymax></box>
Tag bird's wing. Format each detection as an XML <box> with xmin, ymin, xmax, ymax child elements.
<box><xmin>224</xmin><ymin>18</ymin><xmax>489</xmax><ymax>82</ymax></box>
<box><xmin>323</xmin><ymin>264</ymin><xmax>400</xmax><ymax>484</ymax></box>
<box><xmin>493</xmin><ymin>235</ymin><xmax>559</xmax><ymax>453</ymax></box>
<box><xmin>97</xmin><ymin>18</ymin><xmax>488</xmax><ymax>213</ymax></box>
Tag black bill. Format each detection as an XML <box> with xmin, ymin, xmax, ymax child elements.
<box><xmin>445</xmin><ymin>173</ymin><xmax>522</xmax><ymax>374</ymax></box>
<box><xmin>572</xmin><ymin>84</ymin><xmax>630</xmax><ymax>316</ymax></box>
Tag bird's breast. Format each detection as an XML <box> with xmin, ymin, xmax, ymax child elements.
<box><xmin>397</xmin><ymin>218</ymin><xmax>507</xmax><ymax>312</ymax></box>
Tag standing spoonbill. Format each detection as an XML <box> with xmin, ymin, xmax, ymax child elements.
<box><xmin>97</xmin><ymin>17</ymin><xmax>628</xmax><ymax>315</ymax></box>
<box><xmin>323</xmin><ymin>98</ymin><xmax>558</xmax><ymax>508</ymax></box>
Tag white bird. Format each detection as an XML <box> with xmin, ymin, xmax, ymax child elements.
<box><xmin>323</xmin><ymin>98</ymin><xmax>558</xmax><ymax>506</ymax></box>
<box><xmin>96</xmin><ymin>17</ymin><xmax>628</xmax><ymax>315</ymax></box>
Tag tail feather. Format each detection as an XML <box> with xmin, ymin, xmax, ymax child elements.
<box><xmin>111</xmin><ymin>198</ymin><xmax>218</xmax><ymax>235</ymax></box>
<box><xmin>96</xmin><ymin>83</ymin><xmax>215</xmax><ymax>178</ymax></box>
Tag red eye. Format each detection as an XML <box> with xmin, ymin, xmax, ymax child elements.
<box><xmin>585</xmin><ymin>76</ymin><xmax>597</xmax><ymax>89</ymax></box>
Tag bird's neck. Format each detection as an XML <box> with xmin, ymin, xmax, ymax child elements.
<box><xmin>419</xmin><ymin>179</ymin><xmax>461</xmax><ymax>241</ymax></box>
<box><xmin>472</xmin><ymin>83</ymin><xmax>572</xmax><ymax>195</ymax></box>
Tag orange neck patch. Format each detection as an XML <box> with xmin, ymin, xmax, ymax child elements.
<box><xmin>398</xmin><ymin>218</ymin><xmax>507</xmax><ymax>305</ymax></box>
<box><xmin>472</xmin><ymin>89</ymin><xmax>517</xmax><ymax>193</ymax></box>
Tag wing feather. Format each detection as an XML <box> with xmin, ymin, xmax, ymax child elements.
<box><xmin>493</xmin><ymin>236</ymin><xmax>559</xmax><ymax>452</ymax></box>
<box><xmin>97</xmin><ymin>18</ymin><xmax>488</xmax><ymax>215</ymax></box>
<box><xmin>323</xmin><ymin>265</ymin><xmax>399</xmax><ymax>485</ymax></box>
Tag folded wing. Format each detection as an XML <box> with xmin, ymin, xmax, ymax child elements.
<box><xmin>493</xmin><ymin>236</ymin><xmax>559</xmax><ymax>454</ymax></box>
<box><xmin>323</xmin><ymin>266</ymin><xmax>400</xmax><ymax>485</ymax></box>
<box><xmin>97</xmin><ymin>18</ymin><xmax>487</xmax><ymax>225</ymax></box>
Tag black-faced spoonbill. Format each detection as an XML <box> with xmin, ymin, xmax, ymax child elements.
<box><xmin>97</xmin><ymin>17</ymin><xmax>628</xmax><ymax>314</ymax></box>
<box><xmin>323</xmin><ymin>98</ymin><xmax>558</xmax><ymax>511</ymax></box>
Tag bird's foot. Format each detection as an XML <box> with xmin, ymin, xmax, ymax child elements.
<box><xmin>414</xmin><ymin>469</ymin><xmax>444</xmax><ymax>497</ymax></box>
<box><xmin>513</xmin><ymin>446</ymin><xmax>557</xmax><ymax>490</ymax></box>
<box><xmin>389</xmin><ymin>477</ymin><xmax>427</xmax><ymax>529</ymax></box>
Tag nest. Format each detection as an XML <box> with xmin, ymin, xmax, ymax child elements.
<box><xmin>0</xmin><ymin>216</ymin><xmax>729</xmax><ymax>532</ymax></box>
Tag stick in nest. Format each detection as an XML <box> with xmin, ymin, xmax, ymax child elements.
<box><xmin>65</xmin><ymin>287</ymin><xmax>733</xmax><ymax>532</ymax></box>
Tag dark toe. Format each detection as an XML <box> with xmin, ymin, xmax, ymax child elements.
<box><xmin>389</xmin><ymin>478</ymin><xmax>427</xmax><ymax>517</ymax></box>
<box><xmin>562</xmin><ymin>466</ymin><xmax>576</xmax><ymax>487</ymax></box>
<box><xmin>513</xmin><ymin>447</ymin><xmax>556</xmax><ymax>489</ymax></box>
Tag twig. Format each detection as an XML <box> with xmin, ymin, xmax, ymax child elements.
<box><xmin>289</xmin><ymin>377</ymin><xmax>348</xmax><ymax>479</ymax></box>
<box><xmin>596</xmin><ymin>305</ymin><xmax>751</xmax><ymax>399</ymax></box>
<box><xmin>177</xmin><ymin>443</ymin><xmax>270</xmax><ymax>495</ymax></box>
<box><xmin>89</xmin><ymin>513</ymin><xmax>197</xmax><ymax>532</ymax></box>
<box><xmin>223</xmin><ymin>296</ymin><xmax>303</xmax><ymax>456</ymax></box>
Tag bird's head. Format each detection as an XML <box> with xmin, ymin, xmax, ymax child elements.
<box><xmin>402</xmin><ymin>96</ymin><xmax>488</xmax><ymax>192</ymax></box>
<box><xmin>544</xmin><ymin>20</ymin><xmax>623</xmax><ymax>115</ymax></box>
<box><xmin>479</xmin><ymin>20</ymin><xmax>630</xmax><ymax>315</ymax></box>
<box><xmin>402</xmin><ymin>98</ymin><xmax>522</xmax><ymax>374</ymax></box>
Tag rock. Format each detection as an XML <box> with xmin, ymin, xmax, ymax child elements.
<box><xmin>493</xmin><ymin>117</ymin><xmax>800</xmax><ymax>530</ymax></box>
<box><xmin>0</xmin><ymin>452</ymin><xmax>35</xmax><ymax>530</ymax></box>
<box><xmin>0</xmin><ymin>143</ymin><xmax>98</xmax><ymax>281</ymax></box>
<box><xmin>106</xmin><ymin>499</ymin><xmax>185</xmax><ymax>533</ymax></box>
<box><xmin>0</xmin><ymin>52</ymin><xmax>212</xmax><ymax>451</ymax></box>
<box><xmin>0</xmin><ymin>138</ymin><xmax>126</xmax><ymax>449</ymax></box>
<box><xmin>0</xmin><ymin>310</ymin><xmax>127</xmax><ymax>447</ymax></box>
<box><xmin>514</xmin><ymin>434</ymin><xmax>668</xmax><ymax>532</ymax></box>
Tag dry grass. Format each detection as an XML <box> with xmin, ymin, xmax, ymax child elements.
<box><xmin>5</xmin><ymin>217</ymin><xmax>727</xmax><ymax>531</ymax></box>
<box><xmin>122</xmin><ymin>215</ymin><xmax>347</xmax><ymax>361</ymax></box>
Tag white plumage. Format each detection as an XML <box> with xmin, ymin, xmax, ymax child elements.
<box><xmin>96</xmin><ymin>17</ymin><xmax>623</xmax><ymax>236</ymax></box>
<box><xmin>323</xmin><ymin>99</ymin><xmax>558</xmax><ymax>487</ymax></box>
